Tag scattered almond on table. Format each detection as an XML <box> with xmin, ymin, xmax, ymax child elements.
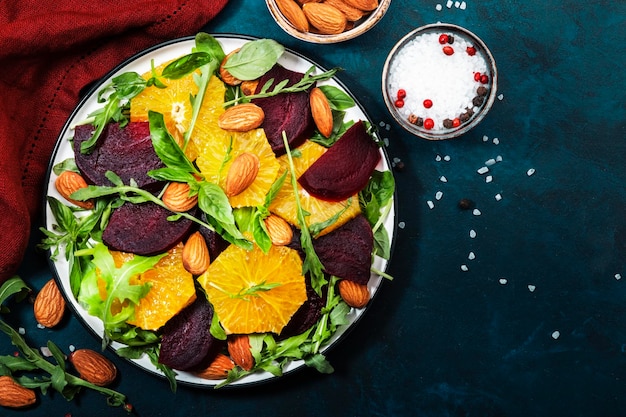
<box><xmin>33</xmin><ymin>279</ymin><xmax>66</xmax><ymax>328</ymax></box>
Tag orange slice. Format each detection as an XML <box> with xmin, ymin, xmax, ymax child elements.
<box><xmin>101</xmin><ymin>244</ymin><xmax>197</xmax><ymax>331</ymax></box>
<box><xmin>197</xmin><ymin>244</ymin><xmax>307</xmax><ymax>335</ymax></box>
<box><xmin>269</xmin><ymin>140</ymin><xmax>361</xmax><ymax>236</ymax></box>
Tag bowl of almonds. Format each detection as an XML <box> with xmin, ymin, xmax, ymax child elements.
<box><xmin>266</xmin><ymin>0</ymin><xmax>391</xmax><ymax>43</ymax></box>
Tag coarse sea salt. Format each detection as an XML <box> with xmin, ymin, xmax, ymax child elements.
<box><xmin>527</xmin><ymin>168</ymin><xmax>536</xmax><ymax>176</ymax></box>
<box><xmin>436</xmin><ymin>3</ymin><xmax>443</xmax><ymax>11</ymax></box>
<box><xmin>427</xmin><ymin>200</ymin><xmax>435</xmax><ymax>209</ymax></box>
<box><xmin>552</xmin><ymin>331</ymin><xmax>560</xmax><ymax>340</ymax></box>
<box><xmin>528</xmin><ymin>284</ymin><xmax>536</xmax><ymax>292</ymax></box>
<box><xmin>468</xmin><ymin>251</ymin><xmax>475</xmax><ymax>260</ymax></box>
<box><xmin>386</xmin><ymin>30</ymin><xmax>491</xmax><ymax>131</ymax></box>
<box><xmin>469</xmin><ymin>229</ymin><xmax>477</xmax><ymax>238</ymax></box>
<box><xmin>495</xmin><ymin>193</ymin><xmax>502</xmax><ymax>201</ymax></box>
<box><xmin>499</xmin><ymin>278</ymin><xmax>508</xmax><ymax>285</ymax></box>
<box><xmin>435</xmin><ymin>191</ymin><xmax>443</xmax><ymax>200</ymax></box>
<box><xmin>485</xmin><ymin>175</ymin><xmax>493</xmax><ymax>183</ymax></box>
<box><xmin>615</xmin><ymin>274</ymin><xmax>622</xmax><ymax>280</ymax></box>
<box><xmin>461</xmin><ymin>264</ymin><xmax>469</xmax><ymax>271</ymax></box>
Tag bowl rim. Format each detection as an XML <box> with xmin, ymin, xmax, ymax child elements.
<box><xmin>266</xmin><ymin>0</ymin><xmax>391</xmax><ymax>44</ymax></box>
<box><xmin>381</xmin><ymin>22</ymin><xmax>498</xmax><ymax>140</ymax></box>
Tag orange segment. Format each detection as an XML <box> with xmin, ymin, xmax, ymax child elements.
<box><xmin>269</xmin><ymin>140</ymin><xmax>361</xmax><ymax>236</ymax></box>
<box><xmin>198</xmin><ymin>244</ymin><xmax>307</xmax><ymax>335</ymax></box>
<box><xmin>100</xmin><ymin>244</ymin><xmax>197</xmax><ymax>331</ymax></box>
<box><xmin>194</xmin><ymin>80</ymin><xmax>280</xmax><ymax>208</ymax></box>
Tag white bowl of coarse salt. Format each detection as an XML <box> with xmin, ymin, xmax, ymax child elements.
<box><xmin>382</xmin><ymin>23</ymin><xmax>497</xmax><ymax>140</ymax></box>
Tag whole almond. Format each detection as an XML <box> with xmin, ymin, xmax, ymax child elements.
<box><xmin>69</xmin><ymin>349</ymin><xmax>118</xmax><ymax>387</ymax></box>
<box><xmin>323</xmin><ymin>0</ymin><xmax>366</xmax><ymax>21</ymax></box>
<box><xmin>227</xmin><ymin>334</ymin><xmax>255</xmax><ymax>371</ymax></box>
<box><xmin>34</xmin><ymin>279</ymin><xmax>66</xmax><ymax>328</ymax></box>
<box><xmin>338</xmin><ymin>279</ymin><xmax>370</xmax><ymax>308</ymax></box>
<box><xmin>162</xmin><ymin>182</ymin><xmax>198</xmax><ymax>212</ymax></box>
<box><xmin>310</xmin><ymin>87</ymin><xmax>334</xmax><ymax>138</ymax></box>
<box><xmin>276</xmin><ymin>0</ymin><xmax>310</xmax><ymax>32</ymax></box>
<box><xmin>218</xmin><ymin>103</ymin><xmax>265</xmax><ymax>132</ymax></box>
<box><xmin>182</xmin><ymin>231</ymin><xmax>211</xmax><ymax>275</ymax></box>
<box><xmin>225</xmin><ymin>152</ymin><xmax>260</xmax><ymax>197</ymax></box>
<box><xmin>219</xmin><ymin>49</ymin><xmax>242</xmax><ymax>86</ymax></box>
<box><xmin>342</xmin><ymin>0</ymin><xmax>378</xmax><ymax>11</ymax></box>
<box><xmin>302</xmin><ymin>3</ymin><xmax>347</xmax><ymax>35</ymax></box>
<box><xmin>55</xmin><ymin>170</ymin><xmax>94</xmax><ymax>209</ymax></box>
<box><xmin>264</xmin><ymin>214</ymin><xmax>293</xmax><ymax>246</ymax></box>
<box><xmin>194</xmin><ymin>353</ymin><xmax>235</xmax><ymax>380</ymax></box>
<box><xmin>241</xmin><ymin>79</ymin><xmax>259</xmax><ymax>96</ymax></box>
<box><xmin>0</xmin><ymin>376</ymin><xmax>36</xmax><ymax>408</ymax></box>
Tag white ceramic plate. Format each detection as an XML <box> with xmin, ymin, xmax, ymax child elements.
<box><xmin>44</xmin><ymin>34</ymin><xmax>396</xmax><ymax>387</ymax></box>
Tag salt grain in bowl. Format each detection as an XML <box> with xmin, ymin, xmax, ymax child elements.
<box><xmin>382</xmin><ymin>24</ymin><xmax>497</xmax><ymax>140</ymax></box>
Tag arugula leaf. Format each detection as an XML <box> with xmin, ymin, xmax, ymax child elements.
<box><xmin>0</xmin><ymin>276</ymin><xmax>30</xmax><ymax>311</ymax></box>
<box><xmin>359</xmin><ymin>170</ymin><xmax>395</xmax><ymax>260</ymax></box>
<box><xmin>223</xmin><ymin>39</ymin><xmax>285</xmax><ymax>80</ymax></box>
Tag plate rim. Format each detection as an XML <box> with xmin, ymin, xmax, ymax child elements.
<box><xmin>43</xmin><ymin>33</ymin><xmax>398</xmax><ymax>388</ymax></box>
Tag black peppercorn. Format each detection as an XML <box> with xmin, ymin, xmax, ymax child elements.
<box><xmin>408</xmin><ymin>114</ymin><xmax>418</xmax><ymax>124</ymax></box>
<box><xmin>394</xmin><ymin>160</ymin><xmax>405</xmax><ymax>172</ymax></box>
<box><xmin>472</xmin><ymin>96</ymin><xmax>485</xmax><ymax>107</ymax></box>
<box><xmin>458</xmin><ymin>198</ymin><xmax>475</xmax><ymax>210</ymax></box>
<box><xmin>447</xmin><ymin>34</ymin><xmax>454</xmax><ymax>44</ymax></box>
<box><xmin>460</xmin><ymin>112</ymin><xmax>470</xmax><ymax>122</ymax></box>
<box><xmin>443</xmin><ymin>118</ymin><xmax>453</xmax><ymax>129</ymax></box>
<box><xmin>477</xmin><ymin>86</ymin><xmax>488</xmax><ymax>96</ymax></box>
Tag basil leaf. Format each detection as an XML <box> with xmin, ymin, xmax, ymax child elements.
<box><xmin>161</xmin><ymin>52</ymin><xmax>211</xmax><ymax>80</ymax></box>
<box><xmin>318</xmin><ymin>85</ymin><xmax>355</xmax><ymax>111</ymax></box>
<box><xmin>223</xmin><ymin>39</ymin><xmax>285</xmax><ymax>81</ymax></box>
<box><xmin>148</xmin><ymin>167</ymin><xmax>197</xmax><ymax>183</ymax></box>
<box><xmin>194</xmin><ymin>32</ymin><xmax>225</xmax><ymax>63</ymax></box>
<box><xmin>111</xmin><ymin>72</ymin><xmax>147</xmax><ymax>99</ymax></box>
<box><xmin>148</xmin><ymin>111</ymin><xmax>197</xmax><ymax>173</ymax></box>
<box><xmin>197</xmin><ymin>182</ymin><xmax>235</xmax><ymax>226</ymax></box>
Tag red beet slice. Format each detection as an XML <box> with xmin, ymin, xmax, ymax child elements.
<box><xmin>313</xmin><ymin>214</ymin><xmax>374</xmax><ymax>285</ymax></box>
<box><xmin>252</xmin><ymin>64</ymin><xmax>315</xmax><ymax>156</ymax></box>
<box><xmin>278</xmin><ymin>277</ymin><xmax>325</xmax><ymax>339</ymax></box>
<box><xmin>102</xmin><ymin>201</ymin><xmax>195</xmax><ymax>256</ymax></box>
<box><xmin>158</xmin><ymin>294</ymin><xmax>221</xmax><ymax>371</ymax></box>
<box><xmin>73</xmin><ymin>122</ymin><xmax>165</xmax><ymax>190</ymax></box>
<box><xmin>298</xmin><ymin>120</ymin><xmax>381</xmax><ymax>202</ymax></box>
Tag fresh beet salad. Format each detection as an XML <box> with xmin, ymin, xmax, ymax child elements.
<box><xmin>386</xmin><ymin>29</ymin><xmax>493</xmax><ymax>132</ymax></box>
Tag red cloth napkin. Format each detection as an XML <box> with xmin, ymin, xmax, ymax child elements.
<box><xmin>0</xmin><ymin>0</ymin><xmax>229</xmax><ymax>283</ymax></box>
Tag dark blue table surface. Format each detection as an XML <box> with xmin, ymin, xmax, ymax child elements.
<box><xmin>4</xmin><ymin>1</ymin><xmax>626</xmax><ymax>416</ymax></box>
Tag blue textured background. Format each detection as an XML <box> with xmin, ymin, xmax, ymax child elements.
<box><xmin>3</xmin><ymin>1</ymin><xmax>626</xmax><ymax>416</ymax></box>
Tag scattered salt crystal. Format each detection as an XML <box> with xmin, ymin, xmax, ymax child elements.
<box><xmin>443</xmin><ymin>155</ymin><xmax>451</xmax><ymax>161</ymax></box>
<box><xmin>460</xmin><ymin>1</ymin><xmax>467</xmax><ymax>9</ymax></box>
<box><xmin>551</xmin><ymin>331</ymin><xmax>560</xmax><ymax>340</ymax></box>
<box><xmin>37</xmin><ymin>323</ymin><xmax>45</xmax><ymax>329</ymax></box>
<box><xmin>499</xmin><ymin>278</ymin><xmax>508</xmax><ymax>285</ymax></box>
<box><xmin>435</xmin><ymin>154</ymin><xmax>442</xmax><ymax>161</ymax></box>
<box><xmin>446</xmin><ymin>0</ymin><xmax>453</xmax><ymax>7</ymax></box>
<box><xmin>461</xmin><ymin>264</ymin><xmax>468</xmax><ymax>271</ymax></box>
<box><xmin>393</xmin><ymin>157</ymin><xmax>401</xmax><ymax>163</ymax></box>
<box><xmin>615</xmin><ymin>274</ymin><xmax>622</xmax><ymax>280</ymax></box>
<box><xmin>383</xmin><ymin>137</ymin><xmax>390</xmax><ymax>146</ymax></box>
<box><xmin>40</xmin><ymin>346</ymin><xmax>52</xmax><ymax>357</ymax></box>
<box><xmin>473</xmin><ymin>208</ymin><xmax>481</xmax><ymax>216</ymax></box>
<box><xmin>528</xmin><ymin>284</ymin><xmax>536</xmax><ymax>292</ymax></box>
<box><xmin>69</xmin><ymin>345</ymin><xmax>76</xmax><ymax>352</ymax></box>
<box><xmin>485</xmin><ymin>175</ymin><xmax>493</xmax><ymax>183</ymax></box>
<box><xmin>454</xmin><ymin>1</ymin><xmax>460</xmax><ymax>7</ymax></box>
<box><xmin>427</xmin><ymin>200</ymin><xmax>435</xmax><ymax>209</ymax></box>
<box><xmin>468</xmin><ymin>251</ymin><xmax>475</xmax><ymax>260</ymax></box>
<box><xmin>436</xmin><ymin>3</ymin><xmax>443</xmax><ymax>10</ymax></box>
<box><xmin>469</xmin><ymin>229</ymin><xmax>477</xmax><ymax>238</ymax></box>
<box><xmin>398</xmin><ymin>221</ymin><xmax>406</xmax><ymax>229</ymax></box>
<box><xmin>495</xmin><ymin>193</ymin><xmax>502</xmax><ymax>201</ymax></box>
<box><xmin>496</xmin><ymin>155</ymin><xmax>503</xmax><ymax>162</ymax></box>
<box><xmin>527</xmin><ymin>168</ymin><xmax>536</xmax><ymax>176</ymax></box>
<box><xmin>482</xmin><ymin>135</ymin><xmax>489</xmax><ymax>142</ymax></box>
<box><xmin>435</xmin><ymin>191</ymin><xmax>443</xmax><ymax>200</ymax></box>
<box><xmin>485</xmin><ymin>158</ymin><xmax>496</xmax><ymax>166</ymax></box>
<box><xmin>498</xmin><ymin>93</ymin><xmax>504</xmax><ymax>100</ymax></box>
<box><xmin>493</xmin><ymin>137</ymin><xmax>500</xmax><ymax>145</ymax></box>
<box><xmin>18</xmin><ymin>327</ymin><xmax>25</xmax><ymax>335</ymax></box>
<box><xmin>440</xmin><ymin>175</ymin><xmax>448</xmax><ymax>183</ymax></box>
<box><xmin>477</xmin><ymin>166</ymin><xmax>489</xmax><ymax>175</ymax></box>
<box><xmin>379</xmin><ymin>121</ymin><xmax>386</xmax><ymax>127</ymax></box>
<box><xmin>385</xmin><ymin>124</ymin><xmax>391</xmax><ymax>131</ymax></box>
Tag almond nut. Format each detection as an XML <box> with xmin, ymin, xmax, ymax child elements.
<box><xmin>310</xmin><ymin>87</ymin><xmax>334</xmax><ymax>138</ymax></box>
<box><xmin>302</xmin><ymin>3</ymin><xmax>347</xmax><ymax>35</ymax></box>
<box><xmin>276</xmin><ymin>0</ymin><xmax>310</xmax><ymax>32</ymax></box>
<box><xmin>34</xmin><ymin>279</ymin><xmax>66</xmax><ymax>328</ymax></box>
<box><xmin>323</xmin><ymin>0</ymin><xmax>366</xmax><ymax>21</ymax></box>
<box><xmin>342</xmin><ymin>0</ymin><xmax>378</xmax><ymax>11</ymax></box>
<box><xmin>162</xmin><ymin>182</ymin><xmax>198</xmax><ymax>212</ymax></box>
<box><xmin>225</xmin><ymin>152</ymin><xmax>260</xmax><ymax>197</ymax></box>
<box><xmin>227</xmin><ymin>334</ymin><xmax>255</xmax><ymax>371</ymax></box>
<box><xmin>69</xmin><ymin>349</ymin><xmax>118</xmax><ymax>387</ymax></box>
<box><xmin>193</xmin><ymin>353</ymin><xmax>235</xmax><ymax>380</ymax></box>
<box><xmin>182</xmin><ymin>231</ymin><xmax>211</xmax><ymax>275</ymax></box>
<box><xmin>264</xmin><ymin>214</ymin><xmax>293</xmax><ymax>246</ymax></box>
<box><xmin>55</xmin><ymin>170</ymin><xmax>94</xmax><ymax>209</ymax></box>
<box><xmin>218</xmin><ymin>103</ymin><xmax>265</xmax><ymax>132</ymax></box>
<box><xmin>219</xmin><ymin>49</ymin><xmax>242</xmax><ymax>86</ymax></box>
<box><xmin>0</xmin><ymin>376</ymin><xmax>36</xmax><ymax>408</ymax></box>
<box><xmin>338</xmin><ymin>279</ymin><xmax>370</xmax><ymax>308</ymax></box>
<box><xmin>241</xmin><ymin>79</ymin><xmax>259</xmax><ymax>96</ymax></box>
